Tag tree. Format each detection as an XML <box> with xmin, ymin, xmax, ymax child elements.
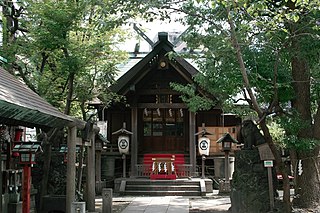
<box><xmin>1</xmin><ymin>0</ymin><xmax>142</xmax><ymax>207</ymax></box>
<box><xmin>125</xmin><ymin>0</ymin><xmax>320</xmax><ymax>211</ymax></box>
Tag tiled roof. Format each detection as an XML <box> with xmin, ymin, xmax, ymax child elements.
<box><xmin>0</xmin><ymin>67</ymin><xmax>73</xmax><ymax>129</ymax></box>
<box><xmin>111</xmin><ymin>32</ymin><xmax>199</xmax><ymax>94</ymax></box>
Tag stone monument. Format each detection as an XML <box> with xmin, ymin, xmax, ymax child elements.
<box><xmin>230</xmin><ymin>120</ymin><xmax>277</xmax><ymax>213</ymax></box>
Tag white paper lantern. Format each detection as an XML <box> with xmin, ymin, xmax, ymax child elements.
<box><xmin>118</xmin><ymin>135</ymin><xmax>130</xmax><ymax>154</ymax></box>
<box><xmin>198</xmin><ymin>137</ymin><xmax>210</xmax><ymax>156</ymax></box>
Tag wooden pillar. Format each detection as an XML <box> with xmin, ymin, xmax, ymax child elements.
<box><xmin>86</xmin><ymin>133</ymin><xmax>96</xmax><ymax>211</ymax></box>
<box><xmin>189</xmin><ymin>111</ymin><xmax>196</xmax><ymax>175</ymax></box>
<box><xmin>0</xmin><ymin>152</ymin><xmax>2</xmax><ymax>213</ymax></box>
<box><xmin>95</xmin><ymin>151</ymin><xmax>101</xmax><ymax>182</ymax></box>
<box><xmin>66</xmin><ymin>126</ymin><xmax>77</xmax><ymax>213</ymax></box>
<box><xmin>131</xmin><ymin>107</ymin><xmax>138</xmax><ymax>177</ymax></box>
<box><xmin>22</xmin><ymin>165</ymin><xmax>31</xmax><ymax>213</ymax></box>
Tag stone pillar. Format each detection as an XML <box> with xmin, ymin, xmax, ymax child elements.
<box><xmin>66</xmin><ymin>126</ymin><xmax>77</xmax><ymax>213</ymax></box>
<box><xmin>230</xmin><ymin>149</ymin><xmax>276</xmax><ymax>213</ymax></box>
<box><xmin>71</xmin><ymin>202</ymin><xmax>85</xmax><ymax>213</ymax></box>
<box><xmin>86</xmin><ymin>133</ymin><xmax>96</xmax><ymax>211</ymax></box>
<box><xmin>102</xmin><ymin>188</ymin><xmax>112</xmax><ymax>213</ymax></box>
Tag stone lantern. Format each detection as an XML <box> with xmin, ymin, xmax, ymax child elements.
<box><xmin>12</xmin><ymin>142</ymin><xmax>42</xmax><ymax>213</ymax></box>
<box><xmin>217</xmin><ymin>133</ymin><xmax>238</xmax><ymax>193</ymax></box>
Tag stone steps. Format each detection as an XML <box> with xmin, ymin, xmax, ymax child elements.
<box><xmin>119</xmin><ymin>179</ymin><xmax>207</xmax><ymax>196</ymax></box>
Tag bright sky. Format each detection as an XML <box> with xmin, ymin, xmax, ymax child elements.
<box><xmin>116</xmin><ymin>17</ymin><xmax>189</xmax><ymax>76</ymax></box>
<box><xmin>118</xmin><ymin>17</ymin><xmax>188</xmax><ymax>52</ymax></box>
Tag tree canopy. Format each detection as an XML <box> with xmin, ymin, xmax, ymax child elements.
<box><xmin>1</xmin><ymin>0</ymin><xmax>139</xmax><ymax>119</ymax></box>
<box><xmin>124</xmin><ymin>0</ymin><xmax>320</xmax><ymax>211</ymax></box>
<box><xmin>2</xmin><ymin>0</ymin><xmax>320</xmax><ymax>211</ymax></box>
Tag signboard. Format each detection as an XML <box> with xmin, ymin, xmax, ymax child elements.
<box><xmin>257</xmin><ymin>143</ymin><xmax>275</xmax><ymax>160</ymax></box>
<box><xmin>97</xmin><ymin>121</ymin><xmax>108</xmax><ymax>139</ymax></box>
<box><xmin>264</xmin><ymin>160</ymin><xmax>273</xmax><ymax>167</ymax></box>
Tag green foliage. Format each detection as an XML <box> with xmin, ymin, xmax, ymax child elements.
<box><xmin>284</xmin><ymin>135</ymin><xmax>320</xmax><ymax>152</ymax></box>
<box><xmin>4</xmin><ymin>0</ymin><xmax>135</xmax><ymax>119</ymax></box>
<box><xmin>170</xmin><ymin>83</ymin><xmax>216</xmax><ymax>112</ymax></box>
<box><xmin>267</xmin><ymin>121</ymin><xmax>285</xmax><ymax>145</ymax></box>
<box><xmin>277</xmin><ymin>112</ymin><xmax>310</xmax><ymax>136</ymax></box>
<box><xmin>269</xmin><ymin>114</ymin><xmax>320</xmax><ymax>152</ymax></box>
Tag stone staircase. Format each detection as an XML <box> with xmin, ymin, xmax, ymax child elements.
<box><xmin>118</xmin><ymin>178</ymin><xmax>209</xmax><ymax>196</ymax></box>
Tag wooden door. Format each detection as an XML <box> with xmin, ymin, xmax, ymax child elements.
<box><xmin>140</xmin><ymin>108</ymin><xmax>187</xmax><ymax>153</ymax></box>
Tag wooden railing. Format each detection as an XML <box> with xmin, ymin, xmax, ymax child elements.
<box><xmin>136</xmin><ymin>163</ymin><xmax>193</xmax><ymax>178</ymax></box>
<box><xmin>136</xmin><ymin>164</ymin><xmax>152</xmax><ymax>177</ymax></box>
<box><xmin>175</xmin><ymin>164</ymin><xmax>193</xmax><ymax>177</ymax></box>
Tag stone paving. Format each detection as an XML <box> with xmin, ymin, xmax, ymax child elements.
<box><xmin>95</xmin><ymin>190</ymin><xmax>231</xmax><ymax>213</ymax></box>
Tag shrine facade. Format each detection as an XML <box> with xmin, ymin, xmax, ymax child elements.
<box><xmin>93</xmin><ymin>32</ymin><xmax>241</xmax><ymax>181</ymax></box>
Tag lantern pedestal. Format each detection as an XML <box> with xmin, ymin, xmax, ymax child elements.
<box><xmin>218</xmin><ymin>151</ymin><xmax>231</xmax><ymax>194</ymax></box>
<box><xmin>216</xmin><ymin>133</ymin><xmax>238</xmax><ymax>194</ymax></box>
<box><xmin>219</xmin><ymin>181</ymin><xmax>231</xmax><ymax>194</ymax></box>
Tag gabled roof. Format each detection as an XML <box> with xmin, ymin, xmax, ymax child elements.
<box><xmin>0</xmin><ymin>67</ymin><xmax>73</xmax><ymax>130</ymax></box>
<box><xmin>110</xmin><ymin>32</ymin><xmax>198</xmax><ymax>95</ymax></box>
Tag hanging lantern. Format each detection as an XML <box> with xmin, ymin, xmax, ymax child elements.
<box><xmin>118</xmin><ymin>135</ymin><xmax>130</xmax><ymax>155</ymax></box>
<box><xmin>198</xmin><ymin>136</ymin><xmax>210</xmax><ymax>156</ymax></box>
<box><xmin>112</xmin><ymin>122</ymin><xmax>133</xmax><ymax>155</ymax></box>
<box><xmin>195</xmin><ymin>123</ymin><xmax>212</xmax><ymax>156</ymax></box>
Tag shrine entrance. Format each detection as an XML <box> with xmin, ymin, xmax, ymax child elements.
<box><xmin>139</xmin><ymin>108</ymin><xmax>189</xmax><ymax>154</ymax></box>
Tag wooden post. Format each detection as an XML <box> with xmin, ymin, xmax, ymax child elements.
<box><xmin>189</xmin><ymin>111</ymin><xmax>196</xmax><ymax>175</ymax></box>
<box><xmin>95</xmin><ymin>151</ymin><xmax>101</xmax><ymax>182</ymax></box>
<box><xmin>267</xmin><ymin>167</ymin><xmax>275</xmax><ymax>210</ymax></box>
<box><xmin>201</xmin><ymin>155</ymin><xmax>205</xmax><ymax>179</ymax></box>
<box><xmin>122</xmin><ymin>154</ymin><xmax>126</xmax><ymax>178</ymax></box>
<box><xmin>66</xmin><ymin>126</ymin><xmax>77</xmax><ymax>213</ymax></box>
<box><xmin>86</xmin><ymin>133</ymin><xmax>96</xmax><ymax>211</ymax></box>
<box><xmin>95</xmin><ymin>150</ymin><xmax>102</xmax><ymax>194</ymax></box>
<box><xmin>0</xmin><ymin>152</ymin><xmax>2</xmax><ymax>213</ymax></box>
<box><xmin>131</xmin><ymin>107</ymin><xmax>138</xmax><ymax>177</ymax></box>
<box><xmin>22</xmin><ymin>165</ymin><xmax>31</xmax><ymax>213</ymax></box>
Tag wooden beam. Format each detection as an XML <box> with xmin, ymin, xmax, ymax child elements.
<box><xmin>137</xmin><ymin>103</ymin><xmax>187</xmax><ymax>109</ymax></box>
<box><xmin>136</xmin><ymin>89</ymin><xmax>180</xmax><ymax>95</ymax></box>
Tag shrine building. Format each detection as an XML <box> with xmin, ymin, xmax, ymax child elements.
<box><xmin>92</xmin><ymin>32</ymin><xmax>241</xmax><ymax>194</ymax></box>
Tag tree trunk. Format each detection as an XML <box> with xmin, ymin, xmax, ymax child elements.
<box><xmin>39</xmin><ymin>135</ymin><xmax>51</xmax><ymax>210</ymax></box>
<box><xmin>2</xmin><ymin>0</ymin><xmax>15</xmax><ymax>72</ymax></box>
<box><xmin>290</xmin><ymin>39</ymin><xmax>320</xmax><ymax>207</ymax></box>
<box><xmin>259</xmin><ymin>120</ymin><xmax>292</xmax><ymax>212</ymax></box>
<box><xmin>225</xmin><ymin>4</ymin><xmax>293</xmax><ymax>211</ymax></box>
<box><xmin>293</xmin><ymin>152</ymin><xmax>320</xmax><ymax>208</ymax></box>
